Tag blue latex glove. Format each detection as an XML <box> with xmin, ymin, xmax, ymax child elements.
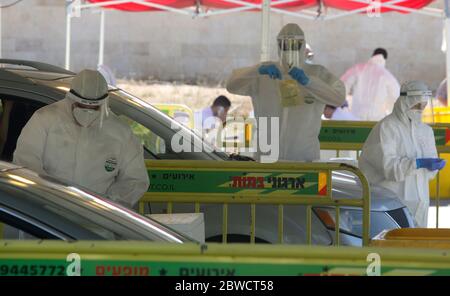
<box><xmin>437</xmin><ymin>159</ymin><xmax>446</xmax><ymax>170</ymax></box>
<box><xmin>416</xmin><ymin>158</ymin><xmax>446</xmax><ymax>171</ymax></box>
<box><xmin>288</xmin><ymin>67</ymin><xmax>310</xmax><ymax>86</ymax></box>
<box><xmin>258</xmin><ymin>64</ymin><xmax>282</xmax><ymax>80</ymax></box>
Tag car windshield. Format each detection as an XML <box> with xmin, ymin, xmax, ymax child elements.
<box><xmin>109</xmin><ymin>89</ymin><xmax>229</xmax><ymax>160</ymax></box>
<box><xmin>0</xmin><ymin>167</ymin><xmax>193</xmax><ymax>242</ymax></box>
<box><xmin>32</xmin><ymin>76</ymin><xmax>230</xmax><ymax>161</ymax></box>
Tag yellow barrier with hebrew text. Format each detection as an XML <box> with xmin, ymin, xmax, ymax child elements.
<box><xmin>2</xmin><ymin>240</ymin><xmax>450</xmax><ymax>275</ymax></box>
<box><xmin>141</xmin><ymin>160</ymin><xmax>371</xmax><ymax>246</ymax></box>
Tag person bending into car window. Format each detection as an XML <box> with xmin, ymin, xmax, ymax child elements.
<box><xmin>13</xmin><ymin>70</ymin><xmax>149</xmax><ymax>209</ymax></box>
<box><xmin>194</xmin><ymin>95</ymin><xmax>231</xmax><ymax>146</ymax></box>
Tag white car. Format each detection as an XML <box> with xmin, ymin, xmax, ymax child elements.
<box><xmin>0</xmin><ymin>161</ymin><xmax>191</xmax><ymax>242</ymax></box>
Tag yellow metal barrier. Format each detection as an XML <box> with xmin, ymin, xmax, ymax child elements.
<box><xmin>423</xmin><ymin>106</ymin><xmax>450</xmax><ymax>124</ymax></box>
<box><xmin>320</xmin><ymin>120</ymin><xmax>374</xmax><ymax>152</ymax></box>
<box><xmin>141</xmin><ymin>160</ymin><xmax>371</xmax><ymax>246</ymax></box>
<box><xmin>154</xmin><ymin>103</ymin><xmax>194</xmax><ymax>129</ymax></box>
<box><xmin>2</xmin><ymin>240</ymin><xmax>450</xmax><ymax>275</ymax></box>
<box><xmin>320</xmin><ymin>120</ymin><xmax>450</xmax><ymax>228</ymax></box>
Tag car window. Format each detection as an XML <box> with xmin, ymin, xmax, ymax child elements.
<box><xmin>0</xmin><ymin>99</ymin><xmax>5</xmax><ymax>155</ymax></box>
<box><xmin>110</xmin><ymin>90</ymin><xmax>228</xmax><ymax>161</ymax></box>
<box><xmin>1</xmin><ymin>181</ymin><xmax>153</xmax><ymax>240</ymax></box>
<box><xmin>0</xmin><ymin>99</ymin><xmax>11</xmax><ymax>159</ymax></box>
<box><xmin>0</xmin><ymin>97</ymin><xmax>46</xmax><ymax>161</ymax></box>
<box><xmin>42</xmin><ymin>203</ymin><xmax>119</xmax><ymax>240</ymax></box>
<box><xmin>0</xmin><ymin>204</ymin><xmax>62</xmax><ymax>240</ymax></box>
<box><xmin>118</xmin><ymin>114</ymin><xmax>166</xmax><ymax>155</ymax></box>
<box><xmin>0</xmin><ymin>170</ymin><xmax>190</xmax><ymax>242</ymax></box>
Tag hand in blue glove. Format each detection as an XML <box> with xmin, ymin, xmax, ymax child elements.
<box><xmin>258</xmin><ymin>64</ymin><xmax>282</xmax><ymax>80</ymax></box>
<box><xmin>288</xmin><ymin>67</ymin><xmax>310</xmax><ymax>86</ymax></box>
<box><xmin>416</xmin><ymin>158</ymin><xmax>446</xmax><ymax>171</ymax></box>
<box><xmin>436</xmin><ymin>159</ymin><xmax>446</xmax><ymax>170</ymax></box>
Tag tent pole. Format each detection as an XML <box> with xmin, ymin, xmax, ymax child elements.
<box><xmin>260</xmin><ymin>0</ymin><xmax>271</xmax><ymax>62</ymax></box>
<box><xmin>98</xmin><ymin>10</ymin><xmax>105</xmax><ymax>66</ymax></box>
<box><xmin>65</xmin><ymin>3</ymin><xmax>72</xmax><ymax>70</ymax></box>
<box><xmin>0</xmin><ymin>7</ymin><xmax>2</xmax><ymax>59</ymax></box>
<box><xmin>446</xmin><ymin>0</ymin><xmax>450</xmax><ymax>107</ymax></box>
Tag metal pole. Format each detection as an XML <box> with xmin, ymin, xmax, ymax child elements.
<box><xmin>98</xmin><ymin>10</ymin><xmax>105</xmax><ymax>66</ymax></box>
<box><xmin>446</xmin><ymin>0</ymin><xmax>450</xmax><ymax>106</ymax></box>
<box><xmin>260</xmin><ymin>0</ymin><xmax>271</xmax><ymax>62</ymax></box>
<box><xmin>0</xmin><ymin>7</ymin><xmax>2</xmax><ymax>59</ymax></box>
<box><xmin>65</xmin><ymin>4</ymin><xmax>72</xmax><ymax>70</ymax></box>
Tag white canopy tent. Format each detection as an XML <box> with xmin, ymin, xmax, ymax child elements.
<box><xmin>64</xmin><ymin>0</ymin><xmax>448</xmax><ymax>102</ymax></box>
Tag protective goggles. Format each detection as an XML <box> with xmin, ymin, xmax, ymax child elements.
<box><xmin>278</xmin><ymin>38</ymin><xmax>304</xmax><ymax>51</ymax></box>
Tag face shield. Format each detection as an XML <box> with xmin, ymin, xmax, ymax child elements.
<box><xmin>402</xmin><ymin>90</ymin><xmax>432</xmax><ymax>109</ymax></box>
<box><xmin>401</xmin><ymin>89</ymin><xmax>432</xmax><ymax>123</ymax></box>
<box><xmin>277</xmin><ymin>24</ymin><xmax>306</xmax><ymax>70</ymax></box>
<box><xmin>278</xmin><ymin>38</ymin><xmax>304</xmax><ymax>52</ymax></box>
<box><xmin>68</xmin><ymin>89</ymin><xmax>108</xmax><ymax>107</ymax></box>
<box><xmin>410</xmin><ymin>101</ymin><xmax>428</xmax><ymax>111</ymax></box>
<box><xmin>66</xmin><ymin>70</ymin><xmax>110</xmax><ymax>128</ymax></box>
<box><xmin>71</xmin><ymin>100</ymin><xmax>108</xmax><ymax>129</ymax></box>
<box><xmin>278</xmin><ymin>37</ymin><xmax>304</xmax><ymax>69</ymax></box>
<box><xmin>305</xmin><ymin>43</ymin><xmax>314</xmax><ymax>63</ymax></box>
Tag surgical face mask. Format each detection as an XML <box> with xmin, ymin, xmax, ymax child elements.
<box><xmin>407</xmin><ymin>109</ymin><xmax>423</xmax><ymax>123</ymax></box>
<box><xmin>73</xmin><ymin>107</ymin><xmax>100</xmax><ymax>128</ymax></box>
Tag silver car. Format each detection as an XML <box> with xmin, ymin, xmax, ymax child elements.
<box><xmin>0</xmin><ymin>161</ymin><xmax>190</xmax><ymax>242</ymax></box>
<box><xmin>0</xmin><ymin>59</ymin><xmax>414</xmax><ymax>245</ymax></box>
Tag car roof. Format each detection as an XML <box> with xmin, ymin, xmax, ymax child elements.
<box><xmin>0</xmin><ymin>162</ymin><xmax>23</xmax><ymax>172</ymax></box>
<box><xmin>0</xmin><ymin>60</ymin><xmax>115</xmax><ymax>89</ymax></box>
<box><xmin>0</xmin><ymin>59</ymin><xmax>74</xmax><ymax>76</ymax></box>
<box><xmin>8</xmin><ymin>69</ymin><xmax>73</xmax><ymax>81</ymax></box>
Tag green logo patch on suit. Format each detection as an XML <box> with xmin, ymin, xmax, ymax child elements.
<box><xmin>105</xmin><ymin>157</ymin><xmax>117</xmax><ymax>172</ymax></box>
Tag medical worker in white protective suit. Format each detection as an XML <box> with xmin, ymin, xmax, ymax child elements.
<box><xmin>226</xmin><ymin>23</ymin><xmax>345</xmax><ymax>162</ymax></box>
<box><xmin>13</xmin><ymin>70</ymin><xmax>149</xmax><ymax>208</ymax></box>
<box><xmin>359</xmin><ymin>81</ymin><xmax>445</xmax><ymax>227</ymax></box>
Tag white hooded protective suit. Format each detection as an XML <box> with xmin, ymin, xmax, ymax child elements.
<box><xmin>13</xmin><ymin>70</ymin><xmax>149</xmax><ymax>208</ymax></box>
<box><xmin>226</xmin><ymin>24</ymin><xmax>345</xmax><ymax>162</ymax></box>
<box><xmin>341</xmin><ymin>54</ymin><xmax>400</xmax><ymax>121</ymax></box>
<box><xmin>358</xmin><ymin>81</ymin><xmax>437</xmax><ymax>227</ymax></box>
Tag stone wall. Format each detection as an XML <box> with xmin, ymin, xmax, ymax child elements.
<box><xmin>1</xmin><ymin>0</ymin><xmax>446</xmax><ymax>88</ymax></box>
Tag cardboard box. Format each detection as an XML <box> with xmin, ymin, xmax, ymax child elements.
<box><xmin>148</xmin><ymin>213</ymin><xmax>205</xmax><ymax>243</ymax></box>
